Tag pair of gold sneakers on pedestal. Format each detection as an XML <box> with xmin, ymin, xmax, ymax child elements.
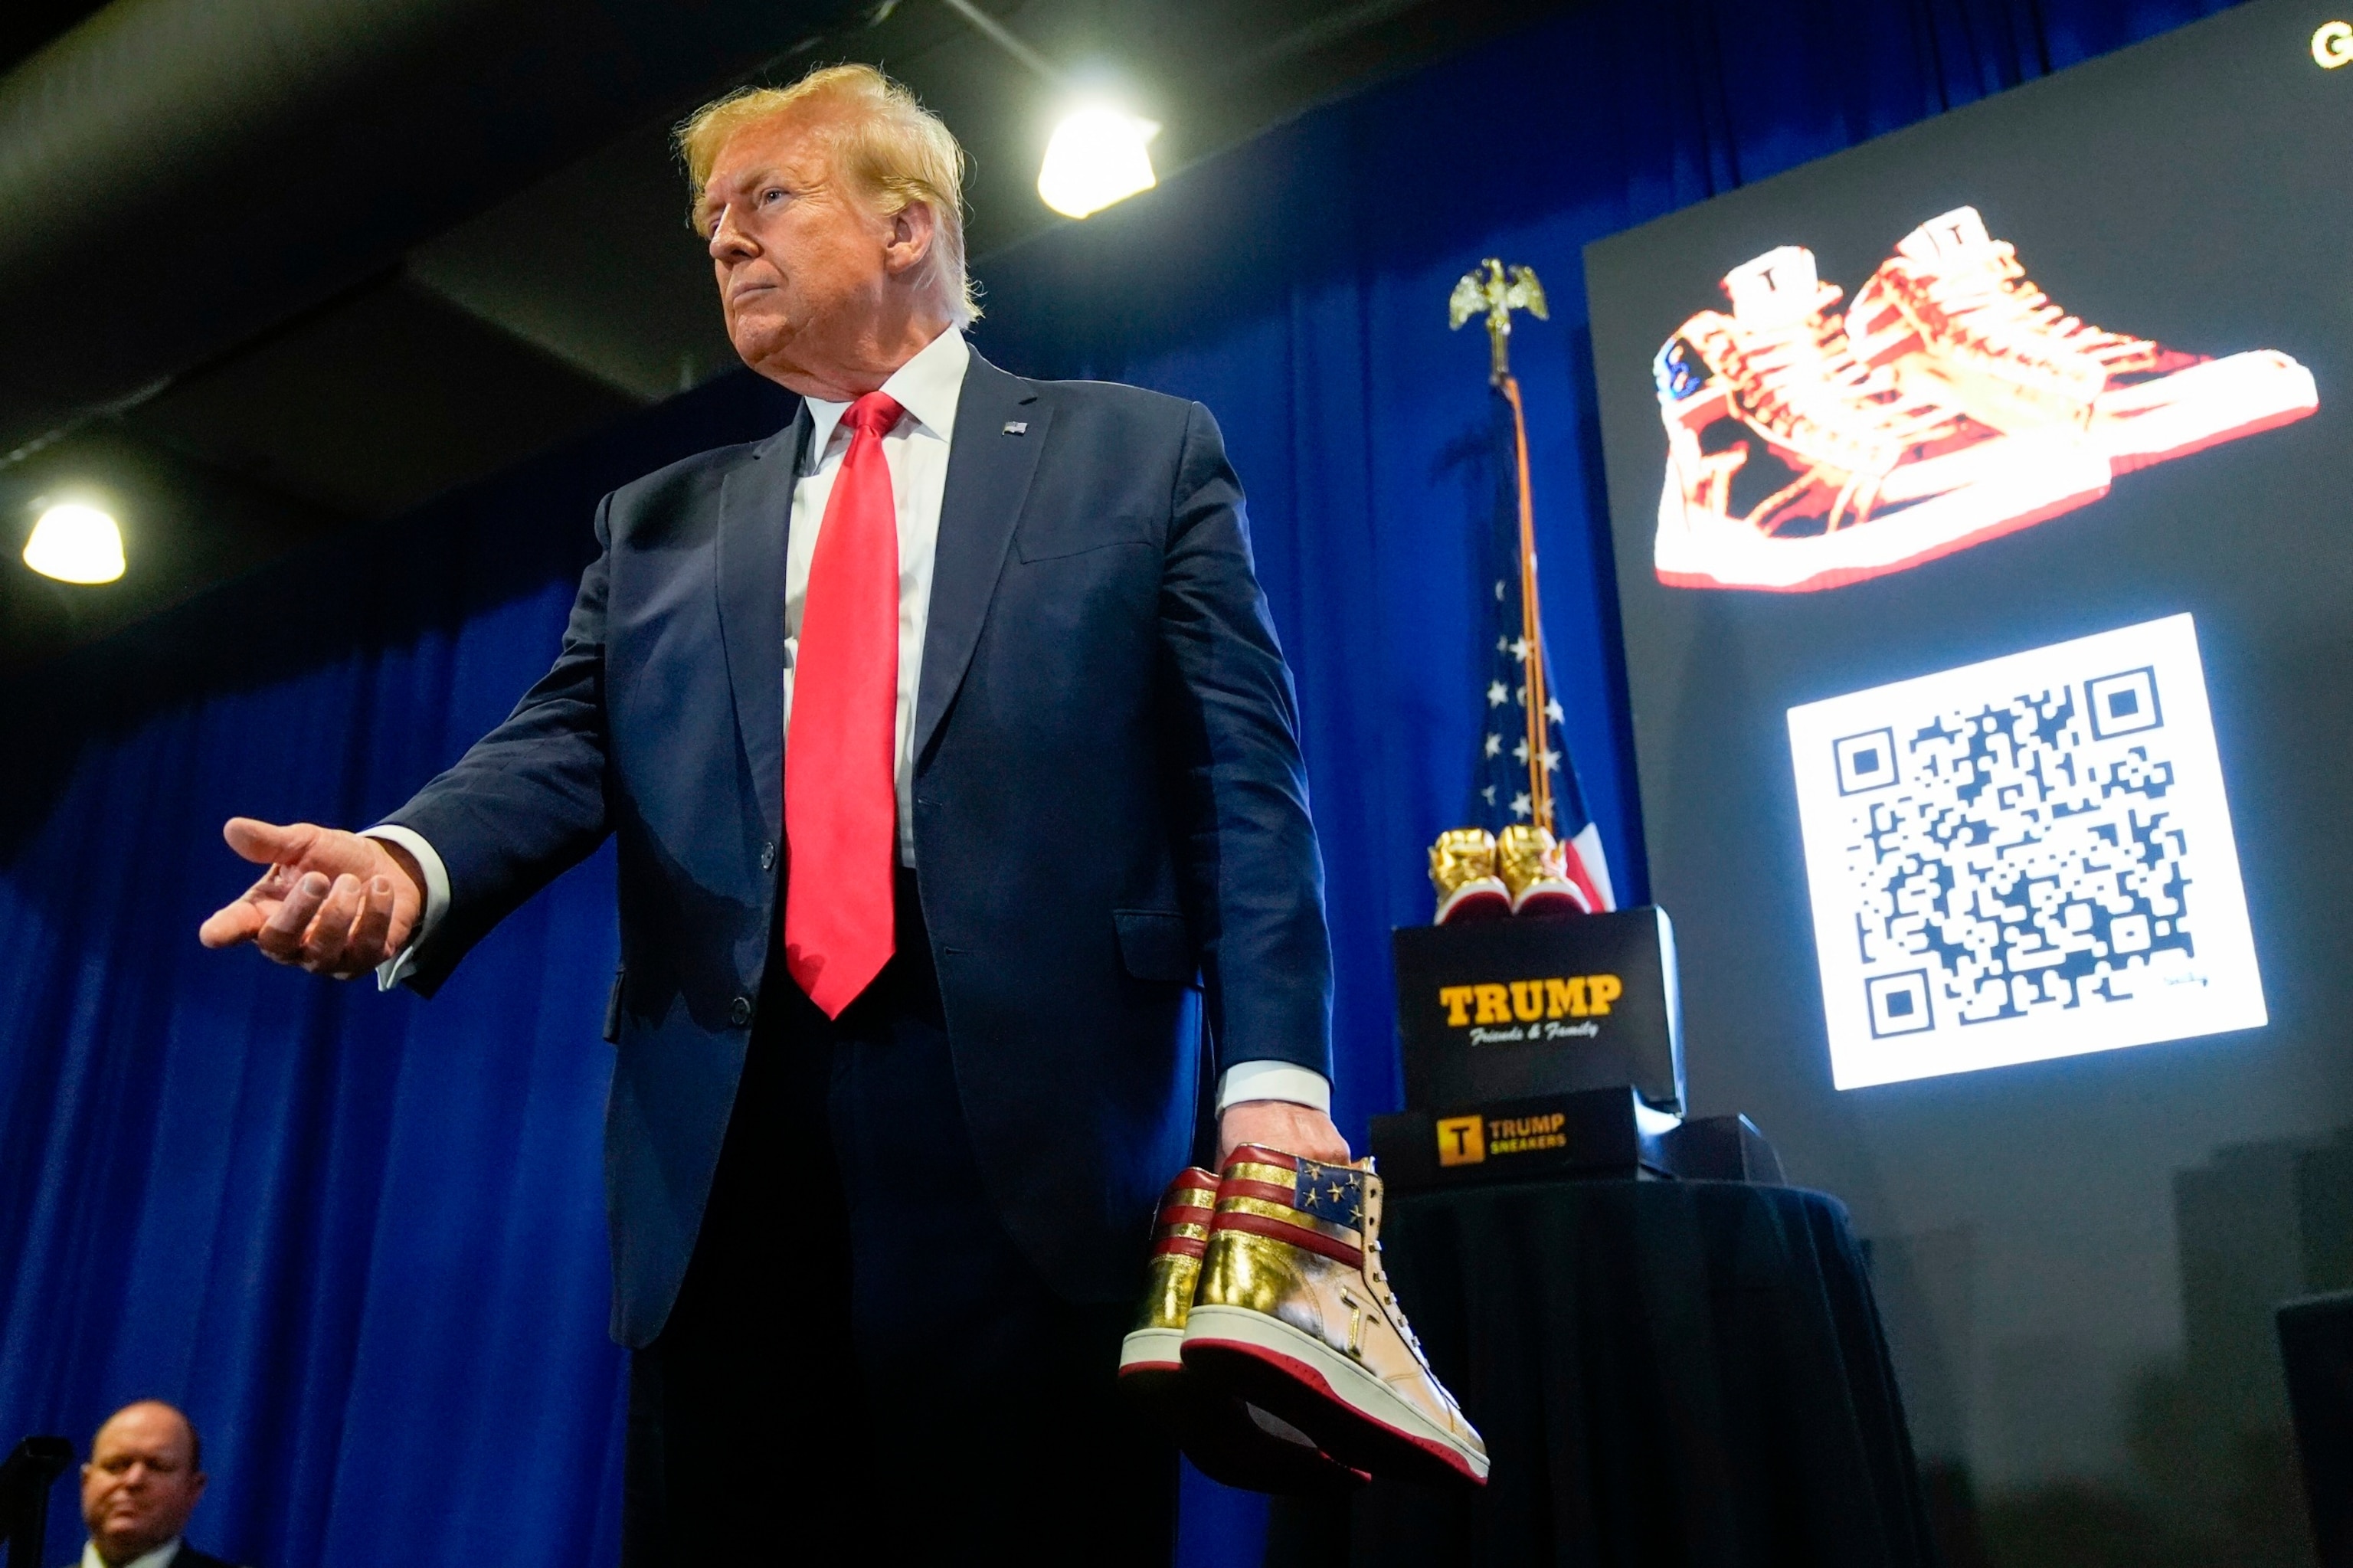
<box><xmin>1429</xmin><ymin>823</ymin><xmax>1589</xmax><ymax>925</ymax></box>
<box><xmin>1118</xmin><ymin>1147</ymin><xmax>1489</xmax><ymax>1491</ymax></box>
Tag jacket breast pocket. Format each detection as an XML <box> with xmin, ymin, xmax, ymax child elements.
<box><xmin>1114</xmin><ymin>909</ymin><xmax>1196</xmax><ymax>985</ymax></box>
<box><xmin>1016</xmin><ymin>510</ymin><xmax>1158</xmax><ymax>564</ymax></box>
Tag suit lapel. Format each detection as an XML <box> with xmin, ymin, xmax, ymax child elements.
<box><xmin>714</xmin><ymin>404</ymin><xmax>809</xmax><ymax>837</ymax></box>
<box><xmin>915</xmin><ymin>351</ymin><xmax>1047</xmax><ymax>763</ymax></box>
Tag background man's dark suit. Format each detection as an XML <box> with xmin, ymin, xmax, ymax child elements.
<box><xmin>378</xmin><ymin>345</ymin><xmax>1333</xmax><ymax>1347</ymax></box>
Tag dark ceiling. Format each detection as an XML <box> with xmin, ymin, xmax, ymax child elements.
<box><xmin>0</xmin><ymin>0</ymin><xmax>1566</xmax><ymax>673</ymax></box>
<box><xmin>0</xmin><ymin>1</ymin><xmax>109</xmax><ymax>70</ymax></box>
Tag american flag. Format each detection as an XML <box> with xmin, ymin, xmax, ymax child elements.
<box><xmin>1470</xmin><ymin>384</ymin><xmax>1615</xmax><ymax>913</ymax></box>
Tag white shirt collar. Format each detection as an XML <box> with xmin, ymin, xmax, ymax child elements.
<box><xmin>800</xmin><ymin>326</ymin><xmax>970</xmax><ymax>470</ymax></box>
<box><xmin>83</xmin><ymin>1537</ymin><xmax>181</xmax><ymax>1568</ymax></box>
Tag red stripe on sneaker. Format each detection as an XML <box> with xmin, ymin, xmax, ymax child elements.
<box><xmin>1152</xmin><ymin>1235</ymin><xmax>1209</xmax><ymax>1260</ymax></box>
<box><xmin>1156</xmin><ymin>1199</ymin><xmax>1216</xmax><ymax>1228</ymax></box>
<box><xmin>1225</xmin><ymin>1145</ymin><xmax>1298</xmax><ymax>1172</ymax></box>
<box><xmin>1215</xmin><ymin>1210</ymin><xmax>1364</xmax><ymax>1268</ymax></box>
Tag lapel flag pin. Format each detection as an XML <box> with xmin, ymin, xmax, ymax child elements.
<box><xmin>1003</xmin><ymin>421</ymin><xmax>1029</xmax><ymax>435</ymax></box>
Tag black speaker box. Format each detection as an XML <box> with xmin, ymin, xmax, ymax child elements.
<box><xmin>2280</xmin><ymin>1290</ymin><xmax>2353</xmax><ymax>1566</ymax></box>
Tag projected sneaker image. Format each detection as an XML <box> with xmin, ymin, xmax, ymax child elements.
<box><xmin>1651</xmin><ymin>210</ymin><xmax>2318</xmax><ymax>593</ymax></box>
<box><xmin>1785</xmin><ymin>614</ymin><xmax>2266</xmax><ymax>1090</ymax></box>
<box><xmin>1850</xmin><ymin>208</ymin><xmax>2319</xmax><ymax>473</ymax></box>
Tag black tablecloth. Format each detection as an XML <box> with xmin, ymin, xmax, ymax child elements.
<box><xmin>1264</xmin><ymin>1178</ymin><xmax>1935</xmax><ymax>1568</ymax></box>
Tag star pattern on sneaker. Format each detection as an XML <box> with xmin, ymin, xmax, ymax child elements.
<box><xmin>1293</xmin><ymin>1161</ymin><xmax>1366</xmax><ymax>1229</ymax></box>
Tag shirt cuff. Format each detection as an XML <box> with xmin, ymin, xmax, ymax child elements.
<box><xmin>1215</xmin><ymin>1060</ymin><xmax>1331</xmax><ymax>1115</ymax></box>
<box><xmin>359</xmin><ymin>825</ymin><xmax>450</xmax><ymax>991</ymax></box>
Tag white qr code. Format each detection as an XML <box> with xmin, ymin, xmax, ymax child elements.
<box><xmin>1788</xmin><ymin>614</ymin><xmax>2265</xmax><ymax>1090</ymax></box>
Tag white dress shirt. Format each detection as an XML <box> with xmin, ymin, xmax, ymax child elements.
<box><xmin>368</xmin><ymin>326</ymin><xmax>1326</xmax><ymax>1114</ymax></box>
<box><xmin>83</xmin><ymin>1537</ymin><xmax>182</xmax><ymax>1568</ymax></box>
<box><xmin>787</xmin><ymin>319</ymin><xmax>962</xmax><ymax>866</ymax></box>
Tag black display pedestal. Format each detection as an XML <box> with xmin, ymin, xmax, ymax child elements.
<box><xmin>1263</xmin><ymin>1179</ymin><xmax>1934</xmax><ymax>1568</ymax></box>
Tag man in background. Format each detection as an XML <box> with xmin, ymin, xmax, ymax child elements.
<box><xmin>71</xmin><ymin>1402</ymin><xmax>244</xmax><ymax>1568</ymax></box>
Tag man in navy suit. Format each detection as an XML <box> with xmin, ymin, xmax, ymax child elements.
<box><xmin>70</xmin><ymin>1403</ymin><xmax>244</xmax><ymax>1568</ymax></box>
<box><xmin>201</xmin><ymin>64</ymin><xmax>1343</xmax><ymax>1560</ymax></box>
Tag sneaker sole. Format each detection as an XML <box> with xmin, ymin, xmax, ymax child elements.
<box><xmin>1119</xmin><ymin>1324</ymin><xmax>1185</xmax><ymax>1378</ymax></box>
<box><xmin>1653</xmin><ymin>447</ymin><xmax>2111</xmax><ymax>593</ymax></box>
<box><xmin>1435</xmin><ymin>881</ymin><xmax>1511</xmax><ymax>925</ymax></box>
<box><xmin>1120</xmin><ymin>1327</ymin><xmax>1366</xmax><ymax>1496</ymax></box>
<box><xmin>1510</xmin><ymin>881</ymin><xmax>1590</xmax><ymax>918</ymax></box>
<box><xmin>1181</xmin><ymin>1305</ymin><xmax>1490</xmax><ymax>1486</ymax></box>
<box><xmin>2096</xmin><ymin>352</ymin><xmax>2319</xmax><ymax>473</ymax></box>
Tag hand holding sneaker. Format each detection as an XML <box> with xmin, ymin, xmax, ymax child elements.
<box><xmin>1219</xmin><ymin>1100</ymin><xmax>1350</xmax><ymax>1167</ymax></box>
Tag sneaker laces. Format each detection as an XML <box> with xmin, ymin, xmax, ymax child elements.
<box><xmin>1691</xmin><ymin>291</ymin><xmax>1966</xmax><ymax>532</ymax></box>
<box><xmin>1886</xmin><ymin>241</ymin><xmax>2197</xmax><ymax>389</ymax></box>
<box><xmin>1356</xmin><ymin>1202</ymin><xmax>1435</xmax><ymax>1372</ymax></box>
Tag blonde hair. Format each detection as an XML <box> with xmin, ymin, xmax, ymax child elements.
<box><xmin>677</xmin><ymin>64</ymin><xmax>978</xmax><ymax>326</ymax></box>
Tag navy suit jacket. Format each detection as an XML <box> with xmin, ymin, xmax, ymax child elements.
<box><xmin>385</xmin><ymin>349</ymin><xmax>1334</xmax><ymax>1346</ymax></box>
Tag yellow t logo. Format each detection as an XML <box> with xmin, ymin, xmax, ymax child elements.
<box><xmin>1435</xmin><ymin>1115</ymin><xmax>1485</xmax><ymax>1166</ymax></box>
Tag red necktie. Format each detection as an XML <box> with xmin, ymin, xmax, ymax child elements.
<box><xmin>784</xmin><ymin>391</ymin><xmax>904</xmax><ymax>1018</ymax></box>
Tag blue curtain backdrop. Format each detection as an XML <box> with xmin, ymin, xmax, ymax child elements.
<box><xmin>0</xmin><ymin>1</ymin><xmax>2235</xmax><ymax>1562</ymax></box>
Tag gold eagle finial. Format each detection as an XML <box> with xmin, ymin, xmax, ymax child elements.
<box><xmin>1449</xmin><ymin>259</ymin><xmax>1549</xmax><ymax>381</ymax></box>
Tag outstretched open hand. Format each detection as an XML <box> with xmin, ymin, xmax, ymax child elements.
<box><xmin>198</xmin><ymin>818</ymin><xmax>424</xmax><ymax>978</ymax></box>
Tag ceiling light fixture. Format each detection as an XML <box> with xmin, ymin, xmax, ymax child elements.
<box><xmin>1037</xmin><ymin>107</ymin><xmax>1160</xmax><ymax>219</ymax></box>
<box><xmin>934</xmin><ymin>0</ymin><xmax>1160</xmax><ymax>221</ymax></box>
<box><xmin>23</xmin><ymin>502</ymin><xmax>126</xmax><ymax>584</ymax></box>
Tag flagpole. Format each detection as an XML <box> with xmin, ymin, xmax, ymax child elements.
<box><xmin>1450</xmin><ymin>259</ymin><xmax>1555</xmax><ymax>838</ymax></box>
<box><xmin>1498</xmin><ymin>373</ymin><xmax>1553</xmax><ymax>836</ymax></box>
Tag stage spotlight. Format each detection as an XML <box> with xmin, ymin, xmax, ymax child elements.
<box><xmin>1037</xmin><ymin>106</ymin><xmax>1159</xmax><ymax>218</ymax></box>
<box><xmin>23</xmin><ymin>502</ymin><xmax>126</xmax><ymax>584</ymax></box>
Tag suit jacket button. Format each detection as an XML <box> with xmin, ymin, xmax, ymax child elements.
<box><xmin>760</xmin><ymin>841</ymin><xmax>776</xmax><ymax>871</ymax></box>
<box><xmin>729</xmin><ymin>995</ymin><xmax>754</xmax><ymax>1026</ymax></box>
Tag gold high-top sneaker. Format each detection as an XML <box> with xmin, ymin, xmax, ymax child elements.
<box><xmin>1652</xmin><ymin>244</ymin><xmax>2110</xmax><ymax>592</ymax></box>
<box><xmin>1181</xmin><ymin>1146</ymin><xmax>1489</xmax><ymax>1486</ymax></box>
<box><xmin>1428</xmin><ymin>828</ymin><xmax>1510</xmax><ymax>925</ymax></box>
<box><xmin>1120</xmin><ymin>1167</ymin><xmax>1222</xmax><ymax>1383</ymax></box>
<box><xmin>1495</xmin><ymin>823</ymin><xmax>1588</xmax><ymax>918</ymax></box>
<box><xmin>1119</xmin><ymin>1167</ymin><xmax>1361</xmax><ymax>1495</ymax></box>
<box><xmin>1847</xmin><ymin>206</ymin><xmax>2316</xmax><ymax>473</ymax></box>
